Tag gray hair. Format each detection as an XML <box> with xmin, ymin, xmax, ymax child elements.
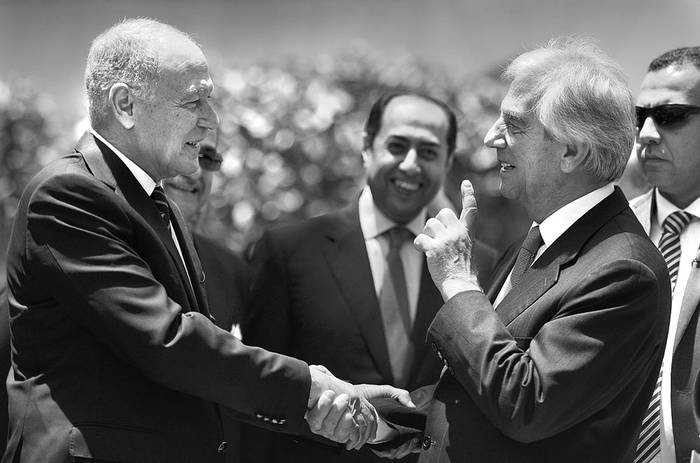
<box><xmin>84</xmin><ymin>18</ymin><xmax>193</xmax><ymax>127</ymax></box>
<box><xmin>503</xmin><ymin>37</ymin><xmax>635</xmax><ymax>182</ymax></box>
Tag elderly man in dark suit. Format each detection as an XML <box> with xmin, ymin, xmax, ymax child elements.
<box><xmin>375</xmin><ymin>38</ymin><xmax>672</xmax><ymax>463</ymax></box>
<box><xmin>242</xmin><ymin>91</ymin><xmax>496</xmax><ymax>463</ymax></box>
<box><xmin>164</xmin><ymin>139</ymin><xmax>250</xmax><ymax>463</ymax></box>
<box><xmin>630</xmin><ymin>47</ymin><xmax>700</xmax><ymax>463</ymax></box>
<box><xmin>3</xmin><ymin>18</ymin><xmax>408</xmax><ymax>463</ymax></box>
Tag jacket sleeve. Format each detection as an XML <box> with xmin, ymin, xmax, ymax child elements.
<box><xmin>25</xmin><ymin>172</ymin><xmax>311</xmax><ymax>431</ymax></box>
<box><xmin>428</xmin><ymin>258</ymin><xmax>668</xmax><ymax>443</ymax></box>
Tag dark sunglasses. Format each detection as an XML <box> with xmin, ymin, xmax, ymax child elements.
<box><xmin>635</xmin><ymin>104</ymin><xmax>700</xmax><ymax>130</ymax></box>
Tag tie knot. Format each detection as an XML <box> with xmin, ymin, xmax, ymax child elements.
<box><xmin>663</xmin><ymin>210</ymin><xmax>693</xmax><ymax>236</ymax></box>
<box><xmin>150</xmin><ymin>186</ymin><xmax>171</xmax><ymax>225</ymax></box>
<box><xmin>386</xmin><ymin>227</ymin><xmax>414</xmax><ymax>251</ymax></box>
<box><xmin>521</xmin><ymin>226</ymin><xmax>543</xmax><ymax>254</ymax></box>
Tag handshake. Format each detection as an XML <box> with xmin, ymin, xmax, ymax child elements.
<box><xmin>305</xmin><ymin>365</ymin><xmax>416</xmax><ymax>452</ymax></box>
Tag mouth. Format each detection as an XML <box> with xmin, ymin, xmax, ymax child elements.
<box><xmin>184</xmin><ymin>140</ymin><xmax>201</xmax><ymax>151</ymax></box>
<box><xmin>499</xmin><ymin>161</ymin><xmax>515</xmax><ymax>172</ymax></box>
<box><xmin>391</xmin><ymin>178</ymin><xmax>421</xmax><ymax>193</ymax></box>
<box><xmin>164</xmin><ymin>180</ymin><xmax>199</xmax><ymax>194</ymax></box>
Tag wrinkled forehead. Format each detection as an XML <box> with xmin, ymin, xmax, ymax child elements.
<box><xmin>154</xmin><ymin>35</ymin><xmax>213</xmax><ymax>90</ymax></box>
<box><xmin>638</xmin><ymin>65</ymin><xmax>700</xmax><ymax>106</ymax></box>
<box><xmin>501</xmin><ymin>86</ymin><xmax>534</xmax><ymax>119</ymax></box>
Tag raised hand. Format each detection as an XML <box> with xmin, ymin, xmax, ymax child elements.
<box><xmin>414</xmin><ymin>180</ymin><xmax>481</xmax><ymax>301</ymax></box>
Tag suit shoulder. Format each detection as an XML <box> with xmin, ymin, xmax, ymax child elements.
<box><xmin>264</xmin><ymin>209</ymin><xmax>350</xmax><ymax>244</ymax></box>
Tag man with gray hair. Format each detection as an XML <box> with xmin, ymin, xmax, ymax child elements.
<box><xmin>4</xmin><ymin>18</ymin><xmax>409</xmax><ymax>463</ymax></box>
<box><xmin>375</xmin><ymin>38</ymin><xmax>671</xmax><ymax>462</ymax></box>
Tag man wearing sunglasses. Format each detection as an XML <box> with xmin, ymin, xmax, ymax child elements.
<box><xmin>630</xmin><ymin>47</ymin><xmax>700</xmax><ymax>463</ymax></box>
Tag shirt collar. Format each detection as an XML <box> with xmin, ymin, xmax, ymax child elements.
<box><xmin>654</xmin><ymin>188</ymin><xmax>700</xmax><ymax>225</ymax></box>
<box><xmin>536</xmin><ymin>183</ymin><xmax>615</xmax><ymax>249</ymax></box>
<box><xmin>358</xmin><ymin>186</ymin><xmax>426</xmax><ymax>240</ymax></box>
<box><xmin>89</xmin><ymin>127</ymin><xmax>159</xmax><ymax>195</ymax></box>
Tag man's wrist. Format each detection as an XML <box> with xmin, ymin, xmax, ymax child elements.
<box><xmin>439</xmin><ymin>277</ymin><xmax>481</xmax><ymax>301</ymax></box>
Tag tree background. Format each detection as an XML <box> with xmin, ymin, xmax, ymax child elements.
<box><xmin>1</xmin><ymin>47</ymin><xmax>538</xmax><ymax>269</ymax></box>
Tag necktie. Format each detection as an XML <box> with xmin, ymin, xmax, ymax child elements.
<box><xmin>634</xmin><ymin>210</ymin><xmax>693</xmax><ymax>463</ymax></box>
<box><xmin>151</xmin><ymin>185</ymin><xmax>171</xmax><ymax>227</ymax></box>
<box><xmin>379</xmin><ymin>227</ymin><xmax>414</xmax><ymax>388</ymax></box>
<box><xmin>509</xmin><ymin>226</ymin><xmax>543</xmax><ymax>289</ymax></box>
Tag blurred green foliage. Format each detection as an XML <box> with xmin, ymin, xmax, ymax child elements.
<box><xmin>206</xmin><ymin>46</ymin><xmax>529</xmax><ymax>253</ymax></box>
<box><xmin>1</xmin><ymin>48</ymin><xmax>534</xmax><ymax>270</ymax></box>
<box><xmin>0</xmin><ymin>79</ymin><xmax>62</xmax><ymax>280</ymax></box>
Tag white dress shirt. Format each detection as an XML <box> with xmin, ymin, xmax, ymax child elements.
<box><xmin>358</xmin><ymin>186</ymin><xmax>426</xmax><ymax>324</ymax></box>
<box><xmin>650</xmin><ymin>190</ymin><xmax>700</xmax><ymax>463</ymax></box>
<box><xmin>89</xmin><ymin>128</ymin><xmax>192</xmax><ymax>283</ymax></box>
<box><xmin>358</xmin><ymin>185</ymin><xmax>427</xmax><ymax>443</ymax></box>
<box><xmin>494</xmin><ymin>183</ymin><xmax>615</xmax><ymax>307</ymax></box>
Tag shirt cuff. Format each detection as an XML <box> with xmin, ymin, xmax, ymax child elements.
<box><xmin>369</xmin><ymin>406</ymin><xmax>399</xmax><ymax>443</ymax></box>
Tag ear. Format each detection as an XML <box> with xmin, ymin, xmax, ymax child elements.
<box><xmin>560</xmin><ymin>141</ymin><xmax>589</xmax><ymax>174</ymax></box>
<box><xmin>108</xmin><ymin>83</ymin><xmax>136</xmax><ymax>130</ymax></box>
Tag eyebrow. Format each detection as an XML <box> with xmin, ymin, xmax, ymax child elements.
<box><xmin>386</xmin><ymin>135</ymin><xmax>441</xmax><ymax>147</ymax></box>
<box><xmin>183</xmin><ymin>82</ymin><xmax>214</xmax><ymax>101</ymax></box>
<box><xmin>502</xmin><ymin>110</ymin><xmax>527</xmax><ymax>126</ymax></box>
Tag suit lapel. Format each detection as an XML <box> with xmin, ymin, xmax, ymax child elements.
<box><xmin>76</xmin><ymin>132</ymin><xmax>200</xmax><ymax>313</ymax></box>
<box><xmin>496</xmin><ymin>188</ymin><xmax>630</xmax><ymax>326</ymax></box>
<box><xmin>629</xmin><ymin>188</ymin><xmax>654</xmax><ymax>235</ymax></box>
<box><xmin>170</xmin><ymin>203</ymin><xmax>209</xmax><ymax>317</ymax></box>
<box><xmin>322</xmin><ymin>204</ymin><xmax>394</xmax><ymax>383</ymax></box>
<box><xmin>673</xmin><ymin>247</ymin><xmax>700</xmax><ymax>352</ymax></box>
<box><xmin>486</xmin><ymin>245</ymin><xmax>519</xmax><ymax>303</ymax></box>
<box><xmin>408</xmin><ymin>260</ymin><xmax>444</xmax><ymax>384</ymax></box>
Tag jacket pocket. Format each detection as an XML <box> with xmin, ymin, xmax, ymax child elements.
<box><xmin>69</xmin><ymin>424</ymin><xmax>167</xmax><ymax>463</ymax></box>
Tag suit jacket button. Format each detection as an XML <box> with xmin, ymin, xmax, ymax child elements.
<box><xmin>422</xmin><ymin>435</ymin><xmax>432</xmax><ymax>450</ymax></box>
<box><xmin>217</xmin><ymin>441</ymin><xmax>228</xmax><ymax>454</ymax></box>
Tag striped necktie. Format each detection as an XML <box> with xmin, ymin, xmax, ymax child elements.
<box><xmin>510</xmin><ymin>225</ymin><xmax>543</xmax><ymax>289</ymax></box>
<box><xmin>634</xmin><ymin>210</ymin><xmax>693</xmax><ymax>463</ymax></box>
<box><xmin>151</xmin><ymin>185</ymin><xmax>171</xmax><ymax>228</ymax></box>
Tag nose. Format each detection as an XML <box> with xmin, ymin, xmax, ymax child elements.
<box><xmin>398</xmin><ymin>147</ymin><xmax>420</xmax><ymax>174</ymax></box>
<box><xmin>484</xmin><ymin>119</ymin><xmax>506</xmax><ymax>149</ymax></box>
<box><xmin>199</xmin><ymin>100</ymin><xmax>219</xmax><ymax>131</ymax></box>
<box><xmin>637</xmin><ymin>117</ymin><xmax>660</xmax><ymax>146</ymax></box>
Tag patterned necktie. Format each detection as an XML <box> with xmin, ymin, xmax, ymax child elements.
<box><xmin>379</xmin><ymin>227</ymin><xmax>414</xmax><ymax>388</ymax></box>
<box><xmin>509</xmin><ymin>226</ymin><xmax>543</xmax><ymax>289</ymax></box>
<box><xmin>634</xmin><ymin>210</ymin><xmax>693</xmax><ymax>463</ymax></box>
<box><xmin>151</xmin><ymin>185</ymin><xmax>171</xmax><ymax>228</ymax></box>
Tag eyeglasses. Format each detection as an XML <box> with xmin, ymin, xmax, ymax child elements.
<box><xmin>635</xmin><ymin>104</ymin><xmax>700</xmax><ymax>130</ymax></box>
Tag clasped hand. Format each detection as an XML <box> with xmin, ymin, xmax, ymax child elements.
<box><xmin>305</xmin><ymin>365</ymin><xmax>414</xmax><ymax>450</ymax></box>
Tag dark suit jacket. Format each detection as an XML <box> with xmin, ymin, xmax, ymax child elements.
<box><xmin>193</xmin><ymin>232</ymin><xmax>249</xmax><ymax>335</ymax></box>
<box><xmin>414</xmin><ymin>188</ymin><xmax>671</xmax><ymax>463</ymax></box>
<box><xmin>193</xmin><ymin>233</ymin><xmax>251</xmax><ymax>463</ymax></box>
<box><xmin>631</xmin><ymin>189</ymin><xmax>700</xmax><ymax>463</ymax></box>
<box><xmin>3</xmin><ymin>133</ymin><xmax>310</xmax><ymax>463</ymax></box>
<box><xmin>241</xmin><ymin>203</ymin><xmax>496</xmax><ymax>463</ymax></box>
